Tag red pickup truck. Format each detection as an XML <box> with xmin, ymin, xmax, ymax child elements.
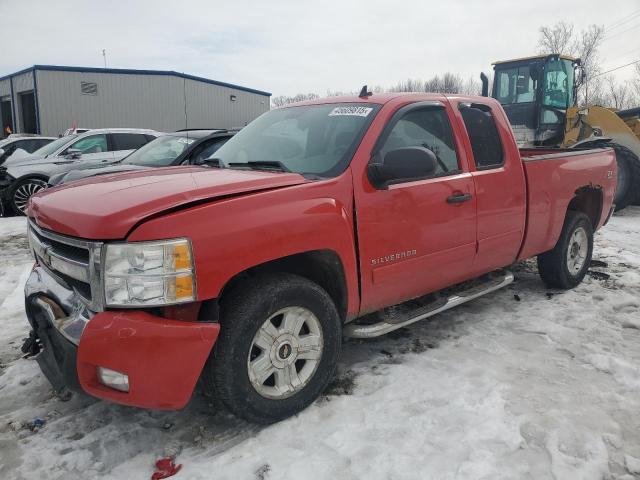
<box><xmin>23</xmin><ymin>93</ymin><xmax>616</xmax><ymax>423</ymax></box>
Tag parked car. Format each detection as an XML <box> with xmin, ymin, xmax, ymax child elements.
<box><xmin>0</xmin><ymin>128</ymin><xmax>161</xmax><ymax>214</ymax></box>
<box><xmin>22</xmin><ymin>93</ymin><xmax>616</xmax><ymax>424</ymax></box>
<box><xmin>0</xmin><ymin>135</ymin><xmax>56</xmax><ymax>165</ymax></box>
<box><xmin>48</xmin><ymin>130</ymin><xmax>236</xmax><ymax>186</ymax></box>
<box><xmin>62</xmin><ymin>127</ymin><xmax>91</xmax><ymax>136</ymax></box>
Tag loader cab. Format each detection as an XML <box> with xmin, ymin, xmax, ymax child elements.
<box><xmin>491</xmin><ymin>54</ymin><xmax>580</xmax><ymax>146</ymax></box>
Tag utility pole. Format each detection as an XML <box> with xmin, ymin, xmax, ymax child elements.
<box><xmin>102</xmin><ymin>49</ymin><xmax>107</xmax><ymax>68</ymax></box>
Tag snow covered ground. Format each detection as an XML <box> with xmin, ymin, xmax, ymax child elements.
<box><xmin>1</xmin><ymin>210</ymin><xmax>640</xmax><ymax>480</ymax></box>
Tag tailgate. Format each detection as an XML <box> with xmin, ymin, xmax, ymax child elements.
<box><xmin>518</xmin><ymin>148</ymin><xmax>616</xmax><ymax>260</ymax></box>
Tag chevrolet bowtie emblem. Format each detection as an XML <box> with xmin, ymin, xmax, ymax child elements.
<box><xmin>41</xmin><ymin>244</ymin><xmax>53</xmax><ymax>267</ymax></box>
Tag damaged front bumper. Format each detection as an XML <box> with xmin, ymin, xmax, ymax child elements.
<box><xmin>24</xmin><ymin>265</ymin><xmax>220</xmax><ymax>409</ymax></box>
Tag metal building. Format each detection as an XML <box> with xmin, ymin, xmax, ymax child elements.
<box><xmin>0</xmin><ymin>65</ymin><xmax>271</xmax><ymax>137</ymax></box>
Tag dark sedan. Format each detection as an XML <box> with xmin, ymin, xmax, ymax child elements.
<box><xmin>48</xmin><ymin>129</ymin><xmax>236</xmax><ymax>186</ymax></box>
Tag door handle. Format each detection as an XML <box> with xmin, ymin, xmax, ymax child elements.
<box><xmin>446</xmin><ymin>193</ymin><xmax>473</xmax><ymax>204</ymax></box>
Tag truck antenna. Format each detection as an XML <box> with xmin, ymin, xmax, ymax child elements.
<box><xmin>359</xmin><ymin>85</ymin><xmax>372</xmax><ymax>98</ymax></box>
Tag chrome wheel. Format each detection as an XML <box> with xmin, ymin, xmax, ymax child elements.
<box><xmin>567</xmin><ymin>226</ymin><xmax>588</xmax><ymax>275</ymax></box>
<box><xmin>13</xmin><ymin>179</ymin><xmax>48</xmax><ymax>214</ymax></box>
<box><xmin>247</xmin><ymin>306</ymin><xmax>323</xmax><ymax>399</ymax></box>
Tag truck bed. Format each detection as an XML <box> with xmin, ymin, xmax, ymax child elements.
<box><xmin>517</xmin><ymin>147</ymin><xmax>617</xmax><ymax>260</ymax></box>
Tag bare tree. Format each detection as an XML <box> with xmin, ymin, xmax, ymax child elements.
<box><xmin>631</xmin><ymin>63</ymin><xmax>640</xmax><ymax>103</ymax></box>
<box><xmin>603</xmin><ymin>76</ymin><xmax>637</xmax><ymax>110</ymax></box>
<box><xmin>388</xmin><ymin>78</ymin><xmax>425</xmax><ymax>93</ymax></box>
<box><xmin>585</xmin><ymin>76</ymin><xmax>608</xmax><ymax>106</ymax></box>
<box><xmin>460</xmin><ymin>76</ymin><xmax>482</xmax><ymax>95</ymax></box>
<box><xmin>537</xmin><ymin>21</ymin><xmax>575</xmax><ymax>55</ymax></box>
<box><xmin>537</xmin><ymin>21</ymin><xmax>605</xmax><ymax>105</ymax></box>
<box><xmin>441</xmin><ymin>73</ymin><xmax>462</xmax><ymax>93</ymax></box>
<box><xmin>387</xmin><ymin>73</ymin><xmax>467</xmax><ymax>94</ymax></box>
<box><xmin>576</xmin><ymin>25</ymin><xmax>605</xmax><ymax>104</ymax></box>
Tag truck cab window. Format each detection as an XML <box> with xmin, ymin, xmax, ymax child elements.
<box><xmin>379</xmin><ymin>107</ymin><xmax>459</xmax><ymax>175</ymax></box>
<box><xmin>459</xmin><ymin>104</ymin><xmax>504</xmax><ymax>169</ymax></box>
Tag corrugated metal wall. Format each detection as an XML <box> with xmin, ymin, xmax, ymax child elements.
<box><xmin>11</xmin><ymin>71</ymin><xmax>34</xmax><ymax>132</ymax></box>
<box><xmin>36</xmin><ymin>70</ymin><xmax>269</xmax><ymax>136</ymax></box>
<box><xmin>0</xmin><ymin>79</ymin><xmax>12</xmax><ymax>136</ymax></box>
<box><xmin>184</xmin><ymin>78</ymin><xmax>269</xmax><ymax>129</ymax></box>
<box><xmin>0</xmin><ymin>79</ymin><xmax>10</xmax><ymax>97</ymax></box>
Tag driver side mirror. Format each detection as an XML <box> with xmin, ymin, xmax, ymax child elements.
<box><xmin>64</xmin><ymin>148</ymin><xmax>82</xmax><ymax>159</ymax></box>
<box><xmin>367</xmin><ymin>147</ymin><xmax>437</xmax><ymax>189</ymax></box>
<box><xmin>0</xmin><ymin>148</ymin><xmax>5</xmax><ymax>159</ymax></box>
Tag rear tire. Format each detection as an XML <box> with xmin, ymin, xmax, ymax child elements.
<box><xmin>208</xmin><ymin>273</ymin><xmax>341</xmax><ymax>424</ymax></box>
<box><xmin>537</xmin><ymin>211</ymin><xmax>593</xmax><ymax>289</ymax></box>
<box><xmin>605</xmin><ymin>143</ymin><xmax>640</xmax><ymax>211</ymax></box>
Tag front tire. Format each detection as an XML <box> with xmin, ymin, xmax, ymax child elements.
<box><xmin>11</xmin><ymin>177</ymin><xmax>48</xmax><ymax>216</ymax></box>
<box><xmin>537</xmin><ymin>211</ymin><xmax>593</xmax><ymax>289</ymax></box>
<box><xmin>209</xmin><ymin>273</ymin><xmax>341</xmax><ymax>424</ymax></box>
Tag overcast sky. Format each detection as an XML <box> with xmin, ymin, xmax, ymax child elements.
<box><xmin>0</xmin><ymin>0</ymin><xmax>638</xmax><ymax>97</ymax></box>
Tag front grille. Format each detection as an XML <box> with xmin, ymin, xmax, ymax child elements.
<box><xmin>30</xmin><ymin>227</ymin><xmax>89</xmax><ymax>263</ymax></box>
<box><xmin>28</xmin><ymin>220</ymin><xmax>104</xmax><ymax>311</ymax></box>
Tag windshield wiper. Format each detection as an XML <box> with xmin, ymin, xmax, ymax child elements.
<box><xmin>227</xmin><ymin>160</ymin><xmax>291</xmax><ymax>172</ymax></box>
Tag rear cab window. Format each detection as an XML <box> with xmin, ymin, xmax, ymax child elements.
<box><xmin>458</xmin><ymin>103</ymin><xmax>504</xmax><ymax>170</ymax></box>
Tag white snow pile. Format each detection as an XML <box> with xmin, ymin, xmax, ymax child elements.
<box><xmin>1</xmin><ymin>209</ymin><xmax>640</xmax><ymax>480</ymax></box>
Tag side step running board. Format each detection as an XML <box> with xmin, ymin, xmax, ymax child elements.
<box><xmin>344</xmin><ymin>270</ymin><xmax>514</xmax><ymax>338</ymax></box>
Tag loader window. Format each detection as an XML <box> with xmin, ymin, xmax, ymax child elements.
<box><xmin>495</xmin><ymin>66</ymin><xmax>537</xmax><ymax>105</ymax></box>
<box><xmin>459</xmin><ymin>104</ymin><xmax>504</xmax><ymax>169</ymax></box>
<box><xmin>543</xmin><ymin>58</ymin><xmax>573</xmax><ymax>109</ymax></box>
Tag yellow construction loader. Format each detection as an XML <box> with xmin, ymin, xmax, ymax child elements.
<box><xmin>481</xmin><ymin>54</ymin><xmax>640</xmax><ymax>210</ymax></box>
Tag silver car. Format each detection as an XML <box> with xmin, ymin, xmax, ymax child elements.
<box><xmin>0</xmin><ymin>135</ymin><xmax>57</xmax><ymax>164</ymax></box>
<box><xmin>0</xmin><ymin>128</ymin><xmax>162</xmax><ymax>214</ymax></box>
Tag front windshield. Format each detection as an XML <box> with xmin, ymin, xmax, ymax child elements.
<box><xmin>123</xmin><ymin>135</ymin><xmax>196</xmax><ymax>166</ymax></box>
<box><xmin>543</xmin><ymin>58</ymin><xmax>574</xmax><ymax>108</ymax></box>
<box><xmin>212</xmin><ymin>103</ymin><xmax>379</xmax><ymax>177</ymax></box>
<box><xmin>33</xmin><ymin>134</ymin><xmax>77</xmax><ymax>157</ymax></box>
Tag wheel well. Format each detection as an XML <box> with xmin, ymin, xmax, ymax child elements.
<box><xmin>219</xmin><ymin>250</ymin><xmax>348</xmax><ymax>321</ymax></box>
<box><xmin>567</xmin><ymin>186</ymin><xmax>603</xmax><ymax>229</ymax></box>
<box><xmin>16</xmin><ymin>174</ymin><xmax>49</xmax><ymax>182</ymax></box>
<box><xmin>12</xmin><ymin>174</ymin><xmax>50</xmax><ymax>191</ymax></box>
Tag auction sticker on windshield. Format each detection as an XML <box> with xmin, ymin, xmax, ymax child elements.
<box><xmin>328</xmin><ymin>106</ymin><xmax>373</xmax><ymax>117</ymax></box>
<box><xmin>177</xmin><ymin>138</ymin><xmax>196</xmax><ymax>144</ymax></box>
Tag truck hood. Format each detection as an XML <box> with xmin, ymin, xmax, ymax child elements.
<box><xmin>50</xmin><ymin>164</ymin><xmax>150</xmax><ymax>186</ymax></box>
<box><xmin>29</xmin><ymin>166</ymin><xmax>308</xmax><ymax>239</ymax></box>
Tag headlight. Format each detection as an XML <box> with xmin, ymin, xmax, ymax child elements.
<box><xmin>104</xmin><ymin>238</ymin><xmax>195</xmax><ymax>307</ymax></box>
